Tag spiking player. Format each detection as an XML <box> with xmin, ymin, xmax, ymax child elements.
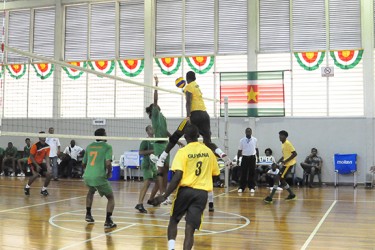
<box><xmin>152</xmin><ymin>71</ymin><xmax>231</xmax><ymax>169</ymax></box>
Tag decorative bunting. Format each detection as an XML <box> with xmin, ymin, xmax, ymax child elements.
<box><xmin>330</xmin><ymin>49</ymin><xmax>363</xmax><ymax>70</ymax></box>
<box><xmin>185</xmin><ymin>56</ymin><xmax>214</xmax><ymax>74</ymax></box>
<box><xmin>32</xmin><ymin>63</ymin><xmax>55</xmax><ymax>80</ymax></box>
<box><xmin>62</xmin><ymin>61</ymin><xmax>87</xmax><ymax>80</ymax></box>
<box><xmin>0</xmin><ymin>65</ymin><xmax>4</xmax><ymax>78</ymax></box>
<box><xmin>294</xmin><ymin>52</ymin><xmax>325</xmax><ymax>71</ymax></box>
<box><xmin>88</xmin><ymin>60</ymin><xmax>115</xmax><ymax>75</ymax></box>
<box><xmin>6</xmin><ymin>64</ymin><xmax>27</xmax><ymax>79</ymax></box>
<box><xmin>155</xmin><ymin>57</ymin><xmax>181</xmax><ymax>75</ymax></box>
<box><xmin>118</xmin><ymin>59</ymin><xmax>144</xmax><ymax>77</ymax></box>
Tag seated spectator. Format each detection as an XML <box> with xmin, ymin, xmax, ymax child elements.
<box><xmin>17</xmin><ymin>138</ymin><xmax>31</xmax><ymax>177</ymax></box>
<box><xmin>60</xmin><ymin>140</ymin><xmax>84</xmax><ymax>178</ymax></box>
<box><xmin>257</xmin><ymin>148</ymin><xmax>276</xmax><ymax>185</ymax></box>
<box><xmin>1</xmin><ymin>142</ymin><xmax>18</xmax><ymax>176</ymax></box>
<box><xmin>300</xmin><ymin>148</ymin><xmax>323</xmax><ymax>188</ymax></box>
<box><xmin>230</xmin><ymin>155</ymin><xmax>242</xmax><ymax>185</ymax></box>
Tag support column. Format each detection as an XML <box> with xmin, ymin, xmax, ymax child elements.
<box><xmin>53</xmin><ymin>0</ymin><xmax>63</xmax><ymax>119</ymax></box>
<box><xmin>144</xmin><ymin>0</ymin><xmax>154</xmax><ymax>110</ymax></box>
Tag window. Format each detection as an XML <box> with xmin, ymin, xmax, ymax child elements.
<box><xmin>7</xmin><ymin>10</ymin><xmax>30</xmax><ymax>63</ymax></box>
<box><xmin>65</xmin><ymin>4</ymin><xmax>88</xmax><ymax>61</ymax></box>
<box><xmin>33</xmin><ymin>8</ymin><xmax>55</xmax><ymax>59</ymax></box>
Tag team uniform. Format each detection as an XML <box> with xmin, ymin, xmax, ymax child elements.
<box><xmin>21</xmin><ymin>145</ymin><xmax>31</xmax><ymax>162</ymax></box>
<box><xmin>28</xmin><ymin>142</ymin><xmax>51</xmax><ymax>172</ymax></box>
<box><xmin>82</xmin><ymin>141</ymin><xmax>113</xmax><ymax>197</ymax></box>
<box><xmin>151</xmin><ymin>106</ymin><xmax>170</xmax><ymax>163</ymax></box>
<box><xmin>280</xmin><ymin>140</ymin><xmax>297</xmax><ymax>178</ymax></box>
<box><xmin>139</xmin><ymin>140</ymin><xmax>157</xmax><ymax>180</ymax></box>
<box><xmin>170</xmin><ymin>142</ymin><xmax>220</xmax><ymax>230</ymax></box>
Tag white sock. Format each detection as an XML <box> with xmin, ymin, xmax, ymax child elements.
<box><xmin>26</xmin><ymin>184</ymin><xmax>30</xmax><ymax>188</ymax></box>
<box><xmin>160</xmin><ymin>151</ymin><xmax>168</xmax><ymax>160</ymax></box>
<box><xmin>42</xmin><ymin>186</ymin><xmax>47</xmax><ymax>191</ymax></box>
<box><xmin>168</xmin><ymin>239</ymin><xmax>175</xmax><ymax>250</ymax></box>
<box><xmin>215</xmin><ymin>148</ymin><xmax>224</xmax><ymax>157</ymax></box>
<box><xmin>208</xmin><ymin>191</ymin><xmax>214</xmax><ymax>203</ymax></box>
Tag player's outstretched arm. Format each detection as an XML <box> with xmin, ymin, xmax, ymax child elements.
<box><xmin>153</xmin><ymin>75</ymin><xmax>159</xmax><ymax>105</ymax></box>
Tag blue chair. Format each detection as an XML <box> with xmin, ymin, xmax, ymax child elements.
<box><xmin>334</xmin><ymin>154</ymin><xmax>357</xmax><ymax>188</ymax></box>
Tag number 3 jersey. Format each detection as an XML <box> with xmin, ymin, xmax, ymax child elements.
<box><xmin>83</xmin><ymin>141</ymin><xmax>113</xmax><ymax>186</ymax></box>
<box><xmin>171</xmin><ymin>141</ymin><xmax>220</xmax><ymax>192</ymax></box>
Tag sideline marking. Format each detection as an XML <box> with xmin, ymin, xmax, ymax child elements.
<box><xmin>0</xmin><ymin>195</ymin><xmax>86</xmax><ymax>213</ymax></box>
<box><xmin>301</xmin><ymin>200</ymin><xmax>337</xmax><ymax>250</ymax></box>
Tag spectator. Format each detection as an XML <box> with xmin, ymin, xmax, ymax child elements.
<box><xmin>237</xmin><ymin>128</ymin><xmax>259</xmax><ymax>193</ymax></box>
<box><xmin>1</xmin><ymin>142</ymin><xmax>18</xmax><ymax>176</ymax></box>
<box><xmin>46</xmin><ymin>127</ymin><xmax>61</xmax><ymax>181</ymax></box>
<box><xmin>300</xmin><ymin>148</ymin><xmax>323</xmax><ymax>187</ymax></box>
<box><xmin>257</xmin><ymin>148</ymin><xmax>276</xmax><ymax>185</ymax></box>
<box><xmin>60</xmin><ymin>140</ymin><xmax>84</xmax><ymax>178</ymax></box>
<box><xmin>17</xmin><ymin>138</ymin><xmax>31</xmax><ymax>177</ymax></box>
<box><xmin>135</xmin><ymin>125</ymin><xmax>159</xmax><ymax>214</ymax></box>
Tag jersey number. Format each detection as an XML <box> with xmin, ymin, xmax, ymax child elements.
<box><xmin>195</xmin><ymin>161</ymin><xmax>202</xmax><ymax>176</ymax></box>
<box><xmin>89</xmin><ymin>151</ymin><xmax>98</xmax><ymax>166</ymax></box>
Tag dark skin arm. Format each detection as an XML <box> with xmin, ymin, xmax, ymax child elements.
<box><xmin>106</xmin><ymin>160</ymin><xmax>112</xmax><ymax>179</ymax></box>
<box><xmin>185</xmin><ymin>91</ymin><xmax>192</xmax><ymax>119</ymax></box>
<box><xmin>153</xmin><ymin>170</ymin><xmax>183</xmax><ymax>205</ymax></box>
<box><xmin>154</xmin><ymin>75</ymin><xmax>159</xmax><ymax>106</ymax></box>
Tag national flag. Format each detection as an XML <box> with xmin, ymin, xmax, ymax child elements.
<box><xmin>220</xmin><ymin>71</ymin><xmax>285</xmax><ymax>117</ymax></box>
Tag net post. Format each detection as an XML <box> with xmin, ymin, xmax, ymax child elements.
<box><xmin>224</xmin><ymin>96</ymin><xmax>229</xmax><ymax>193</ymax></box>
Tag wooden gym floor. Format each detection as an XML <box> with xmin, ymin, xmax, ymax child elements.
<box><xmin>0</xmin><ymin>177</ymin><xmax>374</xmax><ymax>250</ymax></box>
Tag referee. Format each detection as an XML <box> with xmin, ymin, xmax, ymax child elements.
<box><xmin>153</xmin><ymin>124</ymin><xmax>220</xmax><ymax>250</ymax></box>
<box><xmin>237</xmin><ymin>127</ymin><xmax>259</xmax><ymax>193</ymax></box>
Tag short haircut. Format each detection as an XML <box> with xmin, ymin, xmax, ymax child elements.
<box><xmin>25</xmin><ymin>138</ymin><xmax>30</xmax><ymax>141</ymax></box>
<box><xmin>39</xmin><ymin>131</ymin><xmax>45</xmax><ymax>134</ymax></box>
<box><xmin>311</xmin><ymin>148</ymin><xmax>317</xmax><ymax>152</ymax></box>
<box><xmin>145</xmin><ymin>104</ymin><xmax>153</xmax><ymax>114</ymax></box>
<box><xmin>95</xmin><ymin>128</ymin><xmax>106</xmax><ymax>136</ymax></box>
<box><xmin>184</xmin><ymin>124</ymin><xmax>199</xmax><ymax>140</ymax></box>
<box><xmin>265</xmin><ymin>148</ymin><xmax>272</xmax><ymax>154</ymax></box>
<box><xmin>186</xmin><ymin>71</ymin><xmax>196</xmax><ymax>82</ymax></box>
<box><xmin>279</xmin><ymin>130</ymin><xmax>288</xmax><ymax>137</ymax></box>
<box><xmin>145</xmin><ymin>125</ymin><xmax>152</xmax><ymax>132</ymax></box>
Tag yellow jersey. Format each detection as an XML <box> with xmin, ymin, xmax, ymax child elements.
<box><xmin>281</xmin><ymin>140</ymin><xmax>296</xmax><ymax>167</ymax></box>
<box><xmin>184</xmin><ymin>81</ymin><xmax>206</xmax><ymax>112</ymax></box>
<box><xmin>171</xmin><ymin>141</ymin><xmax>220</xmax><ymax>191</ymax></box>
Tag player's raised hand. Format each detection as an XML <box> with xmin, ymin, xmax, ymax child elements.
<box><xmin>154</xmin><ymin>75</ymin><xmax>159</xmax><ymax>86</ymax></box>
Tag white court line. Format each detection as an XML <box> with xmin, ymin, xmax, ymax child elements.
<box><xmin>301</xmin><ymin>200</ymin><xmax>337</xmax><ymax>250</ymax></box>
<box><xmin>0</xmin><ymin>195</ymin><xmax>86</xmax><ymax>213</ymax></box>
<box><xmin>59</xmin><ymin>224</ymin><xmax>136</xmax><ymax>250</ymax></box>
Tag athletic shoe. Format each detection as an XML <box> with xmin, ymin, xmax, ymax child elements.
<box><xmin>285</xmin><ymin>194</ymin><xmax>297</xmax><ymax>201</ymax></box>
<box><xmin>104</xmin><ymin>217</ymin><xmax>117</xmax><ymax>229</ymax></box>
<box><xmin>135</xmin><ymin>204</ymin><xmax>148</xmax><ymax>213</ymax></box>
<box><xmin>0</xmin><ymin>172</ymin><xmax>3</xmax><ymax>176</ymax></box>
<box><xmin>149</xmin><ymin>154</ymin><xmax>159</xmax><ymax>164</ymax></box>
<box><xmin>40</xmin><ymin>189</ymin><xmax>49</xmax><ymax>196</ymax></box>
<box><xmin>238</xmin><ymin>188</ymin><xmax>243</xmax><ymax>193</ymax></box>
<box><xmin>208</xmin><ymin>202</ymin><xmax>214</xmax><ymax>212</ymax></box>
<box><xmin>264</xmin><ymin>196</ymin><xmax>273</xmax><ymax>204</ymax></box>
<box><xmin>162</xmin><ymin>197</ymin><xmax>171</xmax><ymax>205</ymax></box>
<box><xmin>10</xmin><ymin>173</ymin><xmax>15</xmax><ymax>177</ymax></box>
<box><xmin>17</xmin><ymin>173</ymin><xmax>25</xmax><ymax>177</ymax></box>
<box><xmin>250</xmin><ymin>189</ymin><xmax>255</xmax><ymax>193</ymax></box>
<box><xmin>24</xmin><ymin>187</ymin><xmax>30</xmax><ymax>196</ymax></box>
<box><xmin>156</xmin><ymin>157</ymin><xmax>165</xmax><ymax>168</ymax></box>
<box><xmin>85</xmin><ymin>214</ymin><xmax>95</xmax><ymax>223</ymax></box>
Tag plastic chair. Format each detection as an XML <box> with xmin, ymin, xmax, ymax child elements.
<box><xmin>334</xmin><ymin>154</ymin><xmax>357</xmax><ymax>188</ymax></box>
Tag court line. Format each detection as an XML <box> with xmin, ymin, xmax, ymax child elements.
<box><xmin>59</xmin><ymin>224</ymin><xmax>136</xmax><ymax>250</ymax></box>
<box><xmin>301</xmin><ymin>200</ymin><xmax>337</xmax><ymax>250</ymax></box>
<box><xmin>0</xmin><ymin>195</ymin><xmax>86</xmax><ymax>213</ymax></box>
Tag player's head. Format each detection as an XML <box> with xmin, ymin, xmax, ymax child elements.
<box><xmin>271</xmin><ymin>163</ymin><xmax>278</xmax><ymax>171</ymax></box>
<box><xmin>95</xmin><ymin>128</ymin><xmax>107</xmax><ymax>141</ymax></box>
<box><xmin>145</xmin><ymin>125</ymin><xmax>154</xmax><ymax>137</ymax></box>
<box><xmin>245</xmin><ymin>127</ymin><xmax>252</xmax><ymax>138</ymax></box>
<box><xmin>7</xmin><ymin>142</ymin><xmax>12</xmax><ymax>148</ymax></box>
<box><xmin>279</xmin><ymin>130</ymin><xmax>288</xmax><ymax>142</ymax></box>
<box><xmin>186</xmin><ymin>71</ymin><xmax>196</xmax><ymax>83</ymax></box>
<box><xmin>311</xmin><ymin>148</ymin><xmax>318</xmax><ymax>156</ymax></box>
<box><xmin>25</xmin><ymin>138</ymin><xmax>30</xmax><ymax>146</ymax></box>
<box><xmin>70</xmin><ymin>140</ymin><xmax>76</xmax><ymax>147</ymax></box>
<box><xmin>39</xmin><ymin>131</ymin><xmax>46</xmax><ymax>144</ymax></box>
<box><xmin>48</xmin><ymin>127</ymin><xmax>54</xmax><ymax>134</ymax></box>
<box><xmin>184</xmin><ymin>124</ymin><xmax>199</xmax><ymax>143</ymax></box>
<box><xmin>265</xmin><ymin>148</ymin><xmax>272</xmax><ymax>156</ymax></box>
<box><xmin>145</xmin><ymin>104</ymin><xmax>160</xmax><ymax>119</ymax></box>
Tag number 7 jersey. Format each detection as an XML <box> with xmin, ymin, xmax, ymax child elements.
<box><xmin>171</xmin><ymin>141</ymin><xmax>220</xmax><ymax>192</ymax></box>
<box><xmin>82</xmin><ymin>141</ymin><xmax>113</xmax><ymax>186</ymax></box>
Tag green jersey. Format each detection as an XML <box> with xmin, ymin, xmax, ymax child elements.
<box><xmin>151</xmin><ymin>106</ymin><xmax>168</xmax><ymax>138</ymax></box>
<box><xmin>5</xmin><ymin>146</ymin><xmax>17</xmax><ymax>157</ymax></box>
<box><xmin>0</xmin><ymin>147</ymin><xmax>4</xmax><ymax>157</ymax></box>
<box><xmin>83</xmin><ymin>141</ymin><xmax>113</xmax><ymax>186</ymax></box>
<box><xmin>139</xmin><ymin>140</ymin><xmax>154</xmax><ymax>169</ymax></box>
<box><xmin>24</xmin><ymin>145</ymin><xmax>31</xmax><ymax>158</ymax></box>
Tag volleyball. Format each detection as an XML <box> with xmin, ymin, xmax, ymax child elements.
<box><xmin>175</xmin><ymin>77</ymin><xmax>186</xmax><ymax>88</ymax></box>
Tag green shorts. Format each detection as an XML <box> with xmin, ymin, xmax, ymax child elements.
<box><xmin>153</xmin><ymin>142</ymin><xmax>170</xmax><ymax>166</ymax></box>
<box><xmin>85</xmin><ymin>181</ymin><xmax>113</xmax><ymax>197</ymax></box>
<box><xmin>142</xmin><ymin>164</ymin><xmax>157</xmax><ymax>180</ymax></box>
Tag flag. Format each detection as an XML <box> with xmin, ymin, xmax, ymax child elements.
<box><xmin>220</xmin><ymin>71</ymin><xmax>285</xmax><ymax>117</ymax></box>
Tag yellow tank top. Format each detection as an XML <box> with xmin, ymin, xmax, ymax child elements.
<box><xmin>184</xmin><ymin>81</ymin><xmax>206</xmax><ymax>111</ymax></box>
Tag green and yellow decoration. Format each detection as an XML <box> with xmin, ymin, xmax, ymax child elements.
<box><xmin>185</xmin><ymin>56</ymin><xmax>214</xmax><ymax>74</ymax></box>
<box><xmin>118</xmin><ymin>59</ymin><xmax>144</xmax><ymax>77</ymax></box>
<box><xmin>62</xmin><ymin>61</ymin><xmax>87</xmax><ymax>80</ymax></box>
<box><xmin>330</xmin><ymin>49</ymin><xmax>363</xmax><ymax>70</ymax></box>
<box><xmin>155</xmin><ymin>57</ymin><xmax>181</xmax><ymax>75</ymax></box>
